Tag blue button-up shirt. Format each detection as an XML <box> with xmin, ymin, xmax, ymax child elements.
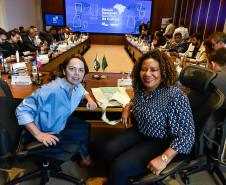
<box><xmin>16</xmin><ymin>78</ymin><xmax>88</xmax><ymax>134</ymax></box>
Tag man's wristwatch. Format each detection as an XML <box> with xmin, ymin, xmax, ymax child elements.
<box><xmin>161</xmin><ymin>154</ymin><xmax>169</xmax><ymax>164</ymax></box>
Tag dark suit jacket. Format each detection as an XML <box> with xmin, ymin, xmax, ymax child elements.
<box><xmin>139</xmin><ymin>24</ymin><xmax>148</xmax><ymax>35</ymax></box>
<box><xmin>154</xmin><ymin>37</ymin><xmax>166</xmax><ymax>47</ymax></box>
<box><xmin>23</xmin><ymin>36</ymin><xmax>40</xmax><ymax>52</ymax></box>
<box><xmin>54</xmin><ymin>33</ymin><xmax>65</xmax><ymax>42</ymax></box>
<box><xmin>1</xmin><ymin>41</ymin><xmax>26</xmax><ymax>56</ymax></box>
<box><xmin>169</xmin><ymin>39</ymin><xmax>188</xmax><ymax>53</ymax></box>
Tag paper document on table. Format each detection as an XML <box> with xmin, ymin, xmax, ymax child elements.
<box><xmin>91</xmin><ymin>87</ymin><xmax>130</xmax><ymax>125</ymax></box>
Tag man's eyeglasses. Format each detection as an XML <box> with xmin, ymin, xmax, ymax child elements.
<box><xmin>0</xmin><ymin>37</ymin><xmax>7</xmax><ymax>42</ymax></box>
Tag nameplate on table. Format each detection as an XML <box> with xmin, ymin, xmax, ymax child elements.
<box><xmin>11</xmin><ymin>62</ymin><xmax>27</xmax><ymax>72</ymax></box>
<box><xmin>39</xmin><ymin>54</ymin><xmax>49</xmax><ymax>65</ymax></box>
<box><xmin>117</xmin><ymin>79</ymin><xmax>132</xmax><ymax>87</ymax></box>
<box><xmin>11</xmin><ymin>75</ymin><xmax>32</xmax><ymax>85</ymax></box>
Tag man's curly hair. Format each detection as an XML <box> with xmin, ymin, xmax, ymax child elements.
<box><xmin>132</xmin><ymin>50</ymin><xmax>178</xmax><ymax>92</ymax></box>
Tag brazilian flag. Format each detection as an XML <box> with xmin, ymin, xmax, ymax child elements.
<box><xmin>102</xmin><ymin>55</ymin><xmax>108</xmax><ymax>71</ymax></box>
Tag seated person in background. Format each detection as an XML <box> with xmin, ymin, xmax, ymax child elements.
<box><xmin>139</xmin><ymin>21</ymin><xmax>148</xmax><ymax>36</ymax></box>
<box><xmin>74</xmin><ymin>31</ymin><xmax>81</xmax><ymax>41</ymax></box>
<box><xmin>203</xmin><ymin>38</ymin><xmax>214</xmax><ymax>57</ymax></box>
<box><xmin>102</xmin><ymin>50</ymin><xmax>195</xmax><ymax>185</ymax></box>
<box><xmin>54</xmin><ymin>27</ymin><xmax>65</xmax><ymax>42</ymax></box>
<box><xmin>43</xmin><ymin>27</ymin><xmax>56</xmax><ymax>46</ymax></box>
<box><xmin>0</xmin><ymin>27</ymin><xmax>16</xmax><ymax>62</ymax></box>
<box><xmin>161</xmin><ymin>33</ymin><xmax>173</xmax><ymax>51</ymax></box>
<box><xmin>163</xmin><ymin>19</ymin><xmax>176</xmax><ymax>36</ymax></box>
<box><xmin>210</xmin><ymin>32</ymin><xmax>226</xmax><ymax>50</ymax></box>
<box><xmin>169</xmin><ymin>32</ymin><xmax>188</xmax><ymax>55</ymax></box>
<box><xmin>173</xmin><ymin>20</ymin><xmax>189</xmax><ymax>40</ymax></box>
<box><xmin>153</xmin><ymin>31</ymin><xmax>166</xmax><ymax>47</ymax></box>
<box><xmin>19</xmin><ymin>26</ymin><xmax>25</xmax><ymax>34</ymax></box>
<box><xmin>16</xmin><ymin>54</ymin><xmax>97</xmax><ymax>165</ymax></box>
<box><xmin>23</xmin><ymin>26</ymin><xmax>48</xmax><ymax>52</ymax></box>
<box><xmin>179</xmin><ymin>32</ymin><xmax>206</xmax><ymax>64</ymax></box>
<box><xmin>208</xmin><ymin>48</ymin><xmax>226</xmax><ymax>109</ymax></box>
<box><xmin>63</xmin><ymin>26</ymin><xmax>72</xmax><ymax>39</ymax></box>
<box><xmin>2</xmin><ymin>30</ymin><xmax>30</xmax><ymax>57</ymax></box>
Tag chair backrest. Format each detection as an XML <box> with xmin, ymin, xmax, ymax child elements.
<box><xmin>179</xmin><ymin>65</ymin><xmax>225</xmax><ymax>155</ymax></box>
<box><xmin>0</xmin><ymin>79</ymin><xmax>22</xmax><ymax>156</ymax></box>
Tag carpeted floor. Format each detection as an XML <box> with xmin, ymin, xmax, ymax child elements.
<box><xmin>83</xmin><ymin>44</ymin><xmax>134</xmax><ymax>73</ymax></box>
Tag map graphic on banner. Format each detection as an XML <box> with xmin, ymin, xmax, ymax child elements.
<box><xmin>66</xmin><ymin>0</ymin><xmax>152</xmax><ymax>34</ymax></box>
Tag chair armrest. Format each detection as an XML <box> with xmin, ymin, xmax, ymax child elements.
<box><xmin>25</xmin><ymin>140</ymin><xmax>46</xmax><ymax>151</ymax></box>
<box><xmin>132</xmin><ymin>161</ymin><xmax>187</xmax><ymax>185</ymax></box>
<box><xmin>25</xmin><ymin>136</ymin><xmax>63</xmax><ymax>152</ymax></box>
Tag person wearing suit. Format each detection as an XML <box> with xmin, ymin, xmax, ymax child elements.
<box><xmin>139</xmin><ymin>22</ymin><xmax>148</xmax><ymax>36</ymax></box>
<box><xmin>208</xmin><ymin>48</ymin><xmax>226</xmax><ymax>109</ymax></box>
<box><xmin>23</xmin><ymin>26</ymin><xmax>48</xmax><ymax>52</ymax></box>
<box><xmin>169</xmin><ymin>32</ymin><xmax>188</xmax><ymax>55</ymax></box>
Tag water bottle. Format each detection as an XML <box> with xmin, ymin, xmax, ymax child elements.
<box><xmin>16</xmin><ymin>50</ymin><xmax>20</xmax><ymax>62</ymax></box>
<box><xmin>3</xmin><ymin>59</ymin><xmax>8</xmax><ymax>72</ymax></box>
<box><xmin>151</xmin><ymin>43</ymin><xmax>154</xmax><ymax>50</ymax></box>
<box><xmin>50</xmin><ymin>44</ymin><xmax>53</xmax><ymax>53</ymax></box>
<box><xmin>41</xmin><ymin>45</ymin><xmax>44</xmax><ymax>54</ymax></box>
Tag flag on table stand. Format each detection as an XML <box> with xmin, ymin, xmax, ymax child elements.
<box><xmin>32</xmin><ymin>51</ymin><xmax>43</xmax><ymax>85</ymax></box>
<box><xmin>101</xmin><ymin>55</ymin><xmax>108</xmax><ymax>79</ymax></box>
<box><xmin>93</xmin><ymin>54</ymin><xmax>100</xmax><ymax>78</ymax></box>
<box><xmin>33</xmin><ymin>53</ymin><xmax>42</xmax><ymax>69</ymax></box>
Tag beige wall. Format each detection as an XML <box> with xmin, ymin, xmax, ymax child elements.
<box><xmin>0</xmin><ymin>0</ymin><xmax>43</xmax><ymax>31</ymax></box>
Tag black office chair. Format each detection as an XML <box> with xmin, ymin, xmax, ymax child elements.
<box><xmin>130</xmin><ymin>65</ymin><xmax>225</xmax><ymax>185</ymax></box>
<box><xmin>0</xmin><ymin>78</ymin><xmax>85</xmax><ymax>185</ymax></box>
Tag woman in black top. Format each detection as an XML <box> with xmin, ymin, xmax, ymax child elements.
<box><xmin>153</xmin><ymin>31</ymin><xmax>166</xmax><ymax>47</ymax></box>
<box><xmin>2</xmin><ymin>30</ymin><xmax>29</xmax><ymax>57</ymax></box>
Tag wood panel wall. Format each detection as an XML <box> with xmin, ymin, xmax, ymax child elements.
<box><xmin>41</xmin><ymin>0</ymin><xmax>175</xmax><ymax>44</ymax></box>
<box><xmin>174</xmin><ymin>0</ymin><xmax>226</xmax><ymax>38</ymax></box>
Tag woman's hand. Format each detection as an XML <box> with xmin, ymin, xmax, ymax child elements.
<box><xmin>86</xmin><ymin>100</ymin><xmax>97</xmax><ymax>110</ymax></box>
<box><xmin>35</xmin><ymin>132</ymin><xmax>59</xmax><ymax>147</ymax></box>
<box><xmin>147</xmin><ymin>156</ymin><xmax>167</xmax><ymax>175</ymax></box>
<box><xmin>121</xmin><ymin>106</ymin><xmax>131</xmax><ymax>128</ymax></box>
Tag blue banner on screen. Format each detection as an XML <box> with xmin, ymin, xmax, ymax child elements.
<box><xmin>45</xmin><ymin>14</ymin><xmax>64</xmax><ymax>26</ymax></box>
<box><xmin>65</xmin><ymin>0</ymin><xmax>152</xmax><ymax>34</ymax></box>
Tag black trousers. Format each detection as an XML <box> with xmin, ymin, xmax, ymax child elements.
<box><xmin>102</xmin><ymin>126</ymin><xmax>187</xmax><ymax>185</ymax></box>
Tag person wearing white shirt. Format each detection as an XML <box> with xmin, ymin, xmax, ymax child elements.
<box><xmin>173</xmin><ymin>21</ymin><xmax>189</xmax><ymax>39</ymax></box>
